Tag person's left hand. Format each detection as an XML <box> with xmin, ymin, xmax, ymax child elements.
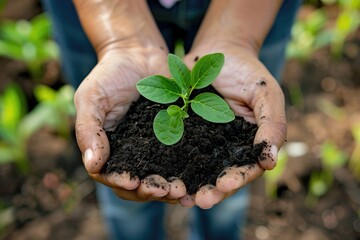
<box><xmin>179</xmin><ymin>43</ymin><xmax>287</xmax><ymax>209</ymax></box>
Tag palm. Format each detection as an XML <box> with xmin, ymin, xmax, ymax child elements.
<box><xmin>74</xmin><ymin>49</ymin><xmax>188</xmax><ymax>202</ymax></box>
<box><xmin>77</xmin><ymin>50</ymin><xmax>168</xmax><ymax>129</ymax></box>
<box><xmin>180</xmin><ymin>46</ymin><xmax>286</xmax><ymax>208</ymax></box>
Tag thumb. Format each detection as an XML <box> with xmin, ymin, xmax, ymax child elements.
<box><xmin>253</xmin><ymin>81</ymin><xmax>287</xmax><ymax>170</ymax></box>
<box><xmin>74</xmin><ymin>82</ymin><xmax>110</xmax><ymax>174</ymax></box>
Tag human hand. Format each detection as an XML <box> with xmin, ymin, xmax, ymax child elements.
<box><xmin>72</xmin><ymin>0</ymin><xmax>191</xmax><ymax>203</ymax></box>
<box><xmin>180</xmin><ymin>43</ymin><xmax>287</xmax><ymax>209</ymax></box>
<box><xmin>74</xmin><ymin>48</ymin><xmax>187</xmax><ymax>203</ymax></box>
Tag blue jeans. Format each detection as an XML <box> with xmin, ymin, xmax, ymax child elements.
<box><xmin>41</xmin><ymin>1</ymin><xmax>301</xmax><ymax>239</ymax></box>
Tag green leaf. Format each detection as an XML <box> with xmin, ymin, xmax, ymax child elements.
<box><xmin>18</xmin><ymin>103</ymin><xmax>61</xmax><ymax>140</ymax></box>
<box><xmin>0</xmin><ymin>83</ymin><xmax>27</xmax><ymax>131</ymax></box>
<box><xmin>190</xmin><ymin>53</ymin><xmax>224</xmax><ymax>89</ymax></box>
<box><xmin>136</xmin><ymin>75</ymin><xmax>181</xmax><ymax>104</ymax></box>
<box><xmin>168</xmin><ymin>54</ymin><xmax>190</xmax><ymax>90</ymax></box>
<box><xmin>0</xmin><ymin>144</ymin><xmax>16</xmax><ymax>164</ymax></box>
<box><xmin>167</xmin><ymin>105</ymin><xmax>189</xmax><ymax>118</ymax></box>
<box><xmin>321</xmin><ymin>141</ymin><xmax>348</xmax><ymax>169</ymax></box>
<box><xmin>167</xmin><ymin>105</ymin><xmax>181</xmax><ymax>117</ymax></box>
<box><xmin>34</xmin><ymin>84</ymin><xmax>56</xmax><ymax>102</ymax></box>
<box><xmin>191</xmin><ymin>92</ymin><xmax>235</xmax><ymax>123</ymax></box>
<box><xmin>30</xmin><ymin>13</ymin><xmax>52</xmax><ymax>42</ymax></box>
<box><xmin>309</xmin><ymin>170</ymin><xmax>333</xmax><ymax>197</ymax></box>
<box><xmin>56</xmin><ymin>85</ymin><xmax>76</xmax><ymax>116</ymax></box>
<box><xmin>153</xmin><ymin>110</ymin><xmax>184</xmax><ymax>145</ymax></box>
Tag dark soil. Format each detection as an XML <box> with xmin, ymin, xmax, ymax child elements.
<box><xmin>103</xmin><ymin>90</ymin><xmax>268</xmax><ymax>194</ymax></box>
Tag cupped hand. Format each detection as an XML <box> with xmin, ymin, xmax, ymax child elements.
<box><xmin>180</xmin><ymin>43</ymin><xmax>287</xmax><ymax>209</ymax></box>
<box><xmin>74</xmin><ymin>47</ymin><xmax>187</xmax><ymax>203</ymax></box>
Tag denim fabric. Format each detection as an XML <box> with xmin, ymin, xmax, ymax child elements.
<box><xmin>188</xmin><ymin>186</ymin><xmax>250</xmax><ymax>240</ymax></box>
<box><xmin>41</xmin><ymin>0</ymin><xmax>97</xmax><ymax>89</ymax></box>
<box><xmin>259</xmin><ymin>0</ymin><xmax>303</xmax><ymax>80</ymax></box>
<box><xmin>96</xmin><ymin>183</ymin><xmax>167</xmax><ymax>240</ymax></box>
<box><xmin>41</xmin><ymin>0</ymin><xmax>301</xmax><ymax>239</ymax></box>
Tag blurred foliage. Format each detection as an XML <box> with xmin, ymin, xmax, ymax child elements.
<box><xmin>287</xmin><ymin>0</ymin><xmax>360</xmax><ymax>60</ymax></box>
<box><xmin>264</xmin><ymin>149</ymin><xmax>288</xmax><ymax>198</ymax></box>
<box><xmin>0</xmin><ymin>83</ymin><xmax>75</xmax><ymax>173</ymax></box>
<box><xmin>0</xmin><ymin>83</ymin><xmax>29</xmax><ymax>172</ymax></box>
<box><xmin>350</xmin><ymin>124</ymin><xmax>360</xmax><ymax>180</ymax></box>
<box><xmin>0</xmin><ymin>13</ymin><xmax>59</xmax><ymax>79</ymax></box>
<box><xmin>25</xmin><ymin>84</ymin><xmax>76</xmax><ymax>139</ymax></box>
<box><xmin>0</xmin><ymin>6</ymin><xmax>76</xmax><ymax>174</ymax></box>
<box><xmin>316</xmin><ymin>98</ymin><xmax>346</xmax><ymax>121</ymax></box>
<box><xmin>0</xmin><ymin>0</ymin><xmax>6</xmax><ymax>14</ymax></box>
<box><xmin>0</xmin><ymin>205</ymin><xmax>13</xmax><ymax>235</ymax></box>
<box><xmin>306</xmin><ymin>141</ymin><xmax>348</xmax><ymax>206</ymax></box>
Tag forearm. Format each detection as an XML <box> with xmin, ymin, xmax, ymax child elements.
<box><xmin>72</xmin><ymin>0</ymin><xmax>166</xmax><ymax>58</ymax></box>
<box><xmin>192</xmin><ymin>0</ymin><xmax>283</xmax><ymax>54</ymax></box>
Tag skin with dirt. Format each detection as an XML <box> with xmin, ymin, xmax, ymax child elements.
<box><xmin>102</xmin><ymin>87</ymin><xmax>268</xmax><ymax>194</ymax></box>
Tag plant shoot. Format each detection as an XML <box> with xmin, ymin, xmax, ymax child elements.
<box><xmin>136</xmin><ymin>53</ymin><xmax>235</xmax><ymax>145</ymax></box>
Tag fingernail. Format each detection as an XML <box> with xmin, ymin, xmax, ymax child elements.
<box><xmin>270</xmin><ymin>145</ymin><xmax>278</xmax><ymax>163</ymax></box>
<box><xmin>83</xmin><ymin>148</ymin><xmax>93</xmax><ymax>166</ymax></box>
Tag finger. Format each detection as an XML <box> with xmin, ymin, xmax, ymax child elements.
<box><xmin>111</xmin><ymin>188</ymin><xmax>179</xmax><ymax>204</ymax></box>
<box><xmin>112</xmin><ymin>188</ymin><xmax>144</xmax><ymax>202</ymax></box>
<box><xmin>74</xmin><ymin>60</ymin><xmax>140</xmax><ymax>174</ymax></box>
<box><xmin>251</xmin><ymin>78</ymin><xmax>287</xmax><ymax>170</ymax></box>
<box><xmin>179</xmin><ymin>194</ymin><xmax>196</xmax><ymax>208</ymax></box>
<box><xmin>137</xmin><ymin>175</ymin><xmax>170</xmax><ymax>200</ymax></box>
<box><xmin>90</xmin><ymin>172</ymin><xmax>140</xmax><ymax>190</ymax></box>
<box><xmin>195</xmin><ymin>185</ymin><xmax>225</xmax><ymax>209</ymax></box>
<box><xmin>74</xmin><ymin>81</ymin><xmax>110</xmax><ymax>174</ymax></box>
<box><xmin>167</xmin><ymin>177</ymin><xmax>187</xmax><ymax>199</ymax></box>
<box><xmin>216</xmin><ymin>164</ymin><xmax>264</xmax><ymax>193</ymax></box>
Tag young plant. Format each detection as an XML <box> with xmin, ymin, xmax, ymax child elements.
<box><xmin>306</xmin><ymin>141</ymin><xmax>348</xmax><ymax>207</ymax></box>
<box><xmin>0</xmin><ymin>13</ymin><xmax>59</xmax><ymax>79</ymax></box>
<box><xmin>0</xmin><ymin>83</ymin><xmax>29</xmax><ymax>173</ymax></box>
<box><xmin>0</xmin><ymin>83</ymin><xmax>75</xmax><ymax>173</ymax></box>
<box><xmin>136</xmin><ymin>53</ymin><xmax>235</xmax><ymax>145</ymax></box>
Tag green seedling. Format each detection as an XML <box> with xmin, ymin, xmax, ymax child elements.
<box><xmin>287</xmin><ymin>0</ymin><xmax>360</xmax><ymax>60</ymax></box>
<box><xmin>0</xmin><ymin>13</ymin><xmax>59</xmax><ymax>79</ymax></box>
<box><xmin>0</xmin><ymin>83</ymin><xmax>75</xmax><ymax>173</ymax></box>
<box><xmin>264</xmin><ymin>148</ymin><xmax>288</xmax><ymax>198</ymax></box>
<box><xmin>136</xmin><ymin>53</ymin><xmax>235</xmax><ymax>145</ymax></box>
<box><xmin>21</xmin><ymin>84</ymin><xmax>76</xmax><ymax>139</ymax></box>
<box><xmin>306</xmin><ymin>141</ymin><xmax>348</xmax><ymax>207</ymax></box>
<box><xmin>0</xmin><ymin>83</ymin><xmax>29</xmax><ymax>172</ymax></box>
<box><xmin>349</xmin><ymin>123</ymin><xmax>360</xmax><ymax>180</ymax></box>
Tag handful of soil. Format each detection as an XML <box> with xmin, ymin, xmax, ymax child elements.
<box><xmin>102</xmin><ymin>94</ymin><xmax>267</xmax><ymax>195</ymax></box>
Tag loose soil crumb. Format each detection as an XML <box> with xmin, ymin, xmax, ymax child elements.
<box><xmin>102</xmin><ymin>89</ymin><xmax>268</xmax><ymax>194</ymax></box>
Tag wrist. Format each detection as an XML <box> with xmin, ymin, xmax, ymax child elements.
<box><xmin>191</xmin><ymin>0</ymin><xmax>283</xmax><ymax>55</ymax></box>
<box><xmin>73</xmin><ymin>0</ymin><xmax>167</xmax><ymax>58</ymax></box>
<box><xmin>190</xmin><ymin>35</ymin><xmax>258</xmax><ymax>58</ymax></box>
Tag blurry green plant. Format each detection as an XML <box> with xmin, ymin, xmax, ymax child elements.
<box><xmin>0</xmin><ymin>0</ymin><xmax>6</xmax><ymax>14</ymax></box>
<box><xmin>0</xmin><ymin>83</ymin><xmax>29</xmax><ymax>172</ymax></box>
<box><xmin>0</xmin><ymin>83</ymin><xmax>75</xmax><ymax>173</ymax></box>
<box><xmin>0</xmin><ymin>204</ymin><xmax>13</xmax><ymax>235</ymax></box>
<box><xmin>349</xmin><ymin>123</ymin><xmax>360</xmax><ymax>180</ymax></box>
<box><xmin>287</xmin><ymin>9</ymin><xmax>330</xmax><ymax>60</ymax></box>
<box><xmin>331</xmin><ymin>0</ymin><xmax>360</xmax><ymax>56</ymax></box>
<box><xmin>26</xmin><ymin>84</ymin><xmax>76</xmax><ymax>139</ymax></box>
<box><xmin>0</xmin><ymin>13</ymin><xmax>59</xmax><ymax>79</ymax></box>
<box><xmin>316</xmin><ymin>98</ymin><xmax>346</xmax><ymax>121</ymax></box>
<box><xmin>306</xmin><ymin>141</ymin><xmax>348</xmax><ymax>206</ymax></box>
<box><xmin>264</xmin><ymin>148</ymin><xmax>288</xmax><ymax>198</ymax></box>
<box><xmin>287</xmin><ymin>0</ymin><xmax>360</xmax><ymax>60</ymax></box>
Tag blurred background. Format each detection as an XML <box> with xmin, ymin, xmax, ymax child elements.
<box><xmin>0</xmin><ymin>0</ymin><xmax>359</xmax><ymax>239</ymax></box>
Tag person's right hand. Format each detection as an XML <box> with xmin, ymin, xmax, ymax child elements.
<box><xmin>74</xmin><ymin>47</ymin><xmax>187</xmax><ymax>203</ymax></box>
